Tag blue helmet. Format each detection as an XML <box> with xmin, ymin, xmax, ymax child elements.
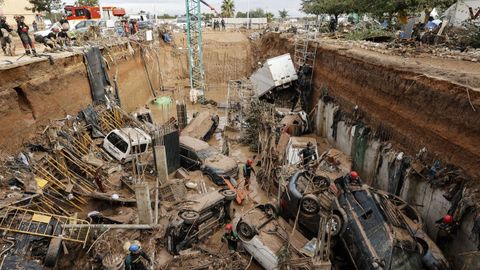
<box><xmin>129</xmin><ymin>244</ymin><xmax>140</xmax><ymax>252</ymax></box>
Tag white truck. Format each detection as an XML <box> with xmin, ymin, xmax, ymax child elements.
<box><xmin>250</xmin><ymin>54</ymin><xmax>298</xmax><ymax>97</ymax></box>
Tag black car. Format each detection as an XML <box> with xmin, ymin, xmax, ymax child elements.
<box><xmin>166</xmin><ymin>189</ymin><xmax>236</xmax><ymax>254</ymax></box>
<box><xmin>179</xmin><ymin>136</ymin><xmax>239</xmax><ymax>185</ymax></box>
<box><xmin>280</xmin><ymin>170</ymin><xmax>449</xmax><ymax>270</ymax></box>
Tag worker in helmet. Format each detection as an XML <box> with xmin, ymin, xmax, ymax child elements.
<box><xmin>337</xmin><ymin>171</ymin><xmax>363</xmax><ymax>192</ymax></box>
<box><xmin>435</xmin><ymin>214</ymin><xmax>454</xmax><ymax>250</ymax></box>
<box><xmin>15</xmin><ymin>16</ymin><xmax>37</xmax><ymax>56</ymax></box>
<box><xmin>222</xmin><ymin>223</ymin><xmax>239</xmax><ymax>252</ymax></box>
<box><xmin>243</xmin><ymin>159</ymin><xmax>255</xmax><ymax>191</ymax></box>
<box><xmin>42</xmin><ymin>27</ymin><xmax>61</xmax><ymax>50</ymax></box>
<box><xmin>0</xmin><ymin>16</ymin><xmax>14</xmax><ymax>56</ymax></box>
<box><xmin>124</xmin><ymin>244</ymin><xmax>151</xmax><ymax>270</ymax></box>
<box><xmin>299</xmin><ymin>141</ymin><xmax>317</xmax><ymax>167</ymax></box>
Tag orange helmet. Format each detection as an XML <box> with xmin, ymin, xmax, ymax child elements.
<box><xmin>225</xmin><ymin>223</ymin><xmax>233</xmax><ymax>231</ymax></box>
<box><xmin>247</xmin><ymin>159</ymin><xmax>253</xmax><ymax>166</ymax></box>
<box><xmin>350</xmin><ymin>171</ymin><xmax>359</xmax><ymax>179</ymax></box>
<box><xmin>443</xmin><ymin>215</ymin><xmax>453</xmax><ymax>224</ymax></box>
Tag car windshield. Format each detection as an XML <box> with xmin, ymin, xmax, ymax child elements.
<box><xmin>196</xmin><ymin>146</ymin><xmax>218</xmax><ymax>160</ymax></box>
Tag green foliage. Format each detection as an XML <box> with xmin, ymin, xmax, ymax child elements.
<box><xmin>76</xmin><ymin>0</ymin><xmax>98</xmax><ymax>6</ymax></box>
<box><xmin>27</xmin><ymin>0</ymin><xmax>54</xmax><ymax>13</ymax></box>
<box><xmin>279</xmin><ymin>9</ymin><xmax>288</xmax><ymax>19</ymax></box>
<box><xmin>236</xmin><ymin>8</ymin><xmax>267</xmax><ymax>18</ymax></box>
<box><xmin>221</xmin><ymin>0</ymin><xmax>235</xmax><ymax>18</ymax></box>
<box><xmin>301</xmin><ymin>0</ymin><xmax>457</xmax><ymax>17</ymax></box>
<box><xmin>266</xmin><ymin>12</ymin><xmax>274</xmax><ymax>23</ymax></box>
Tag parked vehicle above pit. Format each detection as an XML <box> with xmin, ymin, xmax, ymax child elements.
<box><xmin>179</xmin><ymin>136</ymin><xmax>238</xmax><ymax>185</ymax></box>
<box><xmin>166</xmin><ymin>189</ymin><xmax>237</xmax><ymax>254</ymax></box>
<box><xmin>233</xmin><ymin>203</ymin><xmax>313</xmax><ymax>270</ymax></box>
<box><xmin>103</xmin><ymin>128</ymin><xmax>152</xmax><ymax>163</ymax></box>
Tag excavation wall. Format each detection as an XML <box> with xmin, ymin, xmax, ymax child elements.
<box><xmin>0</xmin><ymin>32</ymin><xmax>252</xmax><ymax>153</ymax></box>
<box><xmin>254</xmin><ymin>33</ymin><xmax>480</xmax><ymax>268</ymax></box>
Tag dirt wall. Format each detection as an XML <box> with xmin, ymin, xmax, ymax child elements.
<box><xmin>255</xmin><ymin>33</ymin><xmax>480</xmax><ymax>180</ymax></box>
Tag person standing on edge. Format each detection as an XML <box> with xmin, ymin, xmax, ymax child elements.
<box><xmin>16</xmin><ymin>16</ymin><xmax>36</xmax><ymax>56</ymax></box>
<box><xmin>221</xmin><ymin>18</ymin><xmax>226</xmax><ymax>30</ymax></box>
<box><xmin>243</xmin><ymin>159</ymin><xmax>255</xmax><ymax>191</ymax></box>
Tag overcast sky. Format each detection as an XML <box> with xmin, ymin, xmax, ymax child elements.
<box><xmin>64</xmin><ymin>0</ymin><xmax>304</xmax><ymax>17</ymax></box>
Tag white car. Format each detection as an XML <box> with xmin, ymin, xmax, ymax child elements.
<box><xmin>233</xmin><ymin>204</ymin><xmax>313</xmax><ymax>270</ymax></box>
<box><xmin>103</xmin><ymin>128</ymin><xmax>151</xmax><ymax>163</ymax></box>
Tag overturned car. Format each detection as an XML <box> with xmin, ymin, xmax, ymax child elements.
<box><xmin>280</xmin><ymin>149</ymin><xmax>449</xmax><ymax>270</ymax></box>
<box><xmin>166</xmin><ymin>189</ymin><xmax>237</xmax><ymax>254</ymax></box>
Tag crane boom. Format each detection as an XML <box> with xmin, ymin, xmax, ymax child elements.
<box><xmin>200</xmin><ymin>0</ymin><xmax>218</xmax><ymax>14</ymax></box>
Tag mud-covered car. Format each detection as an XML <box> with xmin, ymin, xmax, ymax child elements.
<box><xmin>181</xmin><ymin>111</ymin><xmax>219</xmax><ymax>141</ymax></box>
<box><xmin>234</xmin><ymin>204</ymin><xmax>313</xmax><ymax>270</ymax></box>
<box><xmin>166</xmin><ymin>189</ymin><xmax>237</xmax><ymax>254</ymax></box>
<box><xmin>179</xmin><ymin>136</ymin><xmax>238</xmax><ymax>185</ymax></box>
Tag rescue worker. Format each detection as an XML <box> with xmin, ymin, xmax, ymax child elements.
<box><xmin>243</xmin><ymin>159</ymin><xmax>255</xmax><ymax>191</ymax></box>
<box><xmin>337</xmin><ymin>171</ymin><xmax>363</xmax><ymax>192</ymax></box>
<box><xmin>0</xmin><ymin>16</ymin><xmax>14</xmax><ymax>56</ymax></box>
<box><xmin>124</xmin><ymin>244</ymin><xmax>151</xmax><ymax>270</ymax></box>
<box><xmin>299</xmin><ymin>141</ymin><xmax>317</xmax><ymax>166</ymax></box>
<box><xmin>435</xmin><ymin>214</ymin><xmax>454</xmax><ymax>250</ymax></box>
<box><xmin>16</xmin><ymin>16</ymin><xmax>37</xmax><ymax>56</ymax></box>
<box><xmin>221</xmin><ymin>223</ymin><xmax>239</xmax><ymax>252</ymax></box>
<box><xmin>42</xmin><ymin>27</ymin><xmax>60</xmax><ymax>50</ymax></box>
<box><xmin>221</xmin><ymin>18</ymin><xmax>226</xmax><ymax>30</ymax></box>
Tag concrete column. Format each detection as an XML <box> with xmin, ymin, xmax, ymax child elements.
<box><xmin>154</xmin><ymin>145</ymin><xmax>168</xmax><ymax>186</ymax></box>
<box><xmin>134</xmin><ymin>183</ymin><xmax>153</xmax><ymax>225</ymax></box>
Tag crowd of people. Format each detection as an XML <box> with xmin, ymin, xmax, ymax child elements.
<box><xmin>212</xmin><ymin>18</ymin><xmax>226</xmax><ymax>31</ymax></box>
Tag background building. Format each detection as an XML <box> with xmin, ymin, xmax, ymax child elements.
<box><xmin>0</xmin><ymin>0</ymin><xmax>36</xmax><ymax>26</ymax></box>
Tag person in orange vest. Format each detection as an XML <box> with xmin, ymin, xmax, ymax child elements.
<box><xmin>243</xmin><ymin>159</ymin><xmax>255</xmax><ymax>191</ymax></box>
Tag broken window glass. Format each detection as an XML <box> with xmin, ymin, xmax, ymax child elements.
<box><xmin>106</xmin><ymin>133</ymin><xmax>128</xmax><ymax>153</ymax></box>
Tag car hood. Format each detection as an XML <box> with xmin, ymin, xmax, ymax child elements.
<box><xmin>204</xmin><ymin>154</ymin><xmax>236</xmax><ymax>172</ymax></box>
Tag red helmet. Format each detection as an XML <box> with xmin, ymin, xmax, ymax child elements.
<box><xmin>225</xmin><ymin>223</ymin><xmax>233</xmax><ymax>231</ymax></box>
<box><xmin>350</xmin><ymin>171</ymin><xmax>359</xmax><ymax>179</ymax></box>
<box><xmin>247</xmin><ymin>159</ymin><xmax>253</xmax><ymax>166</ymax></box>
<box><xmin>443</xmin><ymin>215</ymin><xmax>453</xmax><ymax>224</ymax></box>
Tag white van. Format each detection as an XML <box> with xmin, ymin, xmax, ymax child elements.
<box><xmin>103</xmin><ymin>128</ymin><xmax>152</xmax><ymax>163</ymax></box>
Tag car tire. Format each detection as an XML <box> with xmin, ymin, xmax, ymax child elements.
<box><xmin>300</xmin><ymin>194</ymin><xmax>320</xmax><ymax>215</ymax></box>
<box><xmin>328</xmin><ymin>214</ymin><xmax>343</xmax><ymax>236</ymax></box>
<box><xmin>264</xmin><ymin>203</ymin><xmax>279</xmax><ymax>217</ymax></box>
<box><xmin>180</xmin><ymin>211</ymin><xmax>200</xmax><ymax>225</ymax></box>
<box><xmin>237</xmin><ymin>221</ymin><xmax>255</xmax><ymax>240</ymax></box>
<box><xmin>221</xmin><ymin>190</ymin><xmax>237</xmax><ymax>201</ymax></box>
<box><xmin>44</xmin><ymin>238</ymin><xmax>62</xmax><ymax>267</ymax></box>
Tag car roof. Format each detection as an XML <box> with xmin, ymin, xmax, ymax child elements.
<box><xmin>289</xmin><ymin>136</ymin><xmax>317</xmax><ymax>148</ymax></box>
<box><xmin>111</xmin><ymin>128</ymin><xmax>151</xmax><ymax>144</ymax></box>
<box><xmin>180</xmin><ymin>136</ymin><xmax>210</xmax><ymax>151</ymax></box>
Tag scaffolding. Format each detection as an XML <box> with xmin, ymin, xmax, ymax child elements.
<box><xmin>226</xmin><ymin>79</ymin><xmax>254</xmax><ymax>131</ymax></box>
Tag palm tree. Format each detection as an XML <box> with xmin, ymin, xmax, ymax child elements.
<box><xmin>221</xmin><ymin>0</ymin><xmax>235</xmax><ymax>18</ymax></box>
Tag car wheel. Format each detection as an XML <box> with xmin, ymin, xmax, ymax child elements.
<box><xmin>180</xmin><ymin>211</ymin><xmax>200</xmax><ymax>225</ymax></box>
<box><xmin>300</xmin><ymin>194</ymin><xmax>320</xmax><ymax>215</ymax></box>
<box><xmin>264</xmin><ymin>203</ymin><xmax>279</xmax><ymax>217</ymax></box>
<box><xmin>44</xmin><ymin>238</ymin><xmax>62</xmax><ymax>267</ymax></box>
<box><xmin>327</xmin><ymin>214</ymin><xmax>343</xmax><ymax>236</ymax></box>
<box><xmin>237</xmin><ymin>221</ymin><xmax>255</xmax><ymax>240</ymax></box>
<box><xmin>313</xmin><ymin>176</ymin><xmax>330</xmax><ymax>189</ymax></box>
<box><xmin>221</xmin><ymin>190</ymin><xmax>237</xmax><ymax>201</ymax></box>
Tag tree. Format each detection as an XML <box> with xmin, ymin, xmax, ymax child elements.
<box><xmin>221</xmin><ymin>0</ymin><xmax>235</xmax><ymax>18</ymax></box>
<box><xmin>266</xmin><ymin>12</ymin><xmax>274</xmax><ymax>23</ymax></box>
<box><xmin>301</xmin><ymin>0</ymin><xmax>352</xmax><ymax>19</ymax></box>
<box><xmin>27</xmin><ymin>0</ymin><xmax>55</xmax><ymax>13</ymax></box>
<box><xmin>279</xmin><ymin>9</ymin><xmax>288</xmax><ymax>20</ymax></box>
<box><xmin>76</xmin><ymin>0</ymin><xmax>98</xmax><ymax>6</ymax></box>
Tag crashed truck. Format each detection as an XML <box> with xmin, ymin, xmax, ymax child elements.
<box><xmin>280</xmin><ymin>148</ymin><xmax>450</xmax><ymax>270</ymax></box>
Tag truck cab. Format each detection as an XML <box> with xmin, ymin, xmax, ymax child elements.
<box><xmin>103</xmin><ymin>128</ymin><xmax>151</xmax><ymax>163</ymax></box>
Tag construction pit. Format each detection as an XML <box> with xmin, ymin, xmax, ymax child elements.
<box><xmin>0</xmin><ymin>30</ymin><xmax>479</xmax><ymax>270</ymax></box>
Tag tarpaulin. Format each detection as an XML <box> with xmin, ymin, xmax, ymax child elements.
<box><xmin>84</xmin><ymin>46</ymin><xmax>111</xmax><ymax>103</ymax></box>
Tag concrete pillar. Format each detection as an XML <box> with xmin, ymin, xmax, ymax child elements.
<box><xmin>176</xmin><ymin>102</ymin><xmax>187</xmax><ymax>130</ymax></box>
<box><xmin>134</xmin><ymin>183</ymin><xmax>153</xmax><ymax>225</ymax></box>
<box><xmin>154</xmin><ymin>145</ymin><xmax>168</xmax><ymax>186</ymax></box>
